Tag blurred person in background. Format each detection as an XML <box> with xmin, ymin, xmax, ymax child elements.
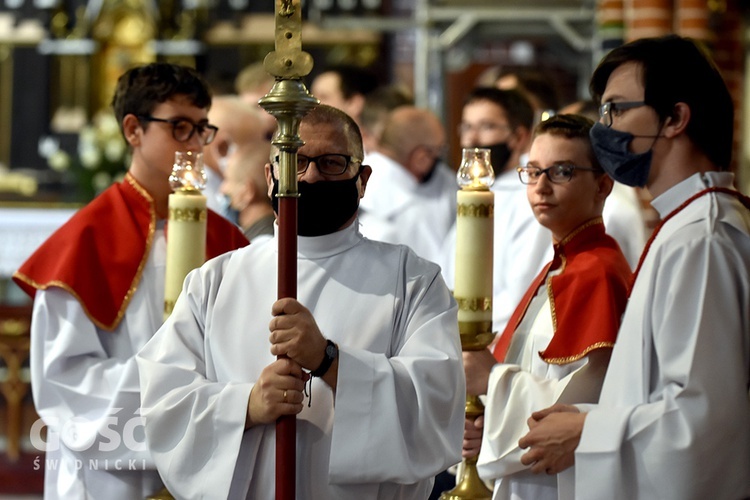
<box><xmin>203</xmin><ymin>95</ymin><xmax>265</xmax><ymax>220</ymax></box>
<box><xmin>360</xmin><ymin>84</ymin><xmax>413</xmax><ymax>153</ymax></box>
<box><xmin>220</xmin><ymin>141</ymin><xmax>275</xmax><ymax>243</ymax></box>
<box><xmin>235</xmin><ymin>61</ymin><xmax>277</xmax><ymax>140</ymax></box>
<box><xmin>310</xmin><ymin>63</ymin><xmax>380</xmax><ymax>130</ymax></box>
<box><xmin>358</xmin><ymin>106</ymin><xmax>456</xmax><ymax>265</ymax></box>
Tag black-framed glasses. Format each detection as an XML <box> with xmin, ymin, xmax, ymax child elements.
<box><xmin>599</xmin><ymin>101</ymin><xmax>647</xmax><ymax>127</ymax></box>
<box><xmin>138</xmin><ymin>115</ymin><xmax>218</xmax><ymax>145</ymax></box>
<box><xmin>517</xmin><ymin>164</ymin><xmax>602</xmax><ymax>185</ymax></box>
<box><xmin>274</xmin><ymin>153</ymin><xmax>360</xmax><ymax>176</ymax></box>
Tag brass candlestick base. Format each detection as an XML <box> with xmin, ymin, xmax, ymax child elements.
<box><xmin>441</xmin><ymin>456</ymin><xmax>492</xmax><ymax>500</ymax></box>
<box><xmin>441</xmin><ymin>327</ymin><xmax>495</xmax><ymax>500</ymax></box>
<box><xmin>446</xmin><ymin>148</ymin><xmax>496</xmax><ymax>499</ymax></box>
<box><xmin>440</xmin><ymin>395</ymin><xmax>493</xmax><ymax>500</ymax></box>
<box><xmin>146</xmin><ymin>487</ymin><xmax>173</xmax><ymax>499</ymax></box>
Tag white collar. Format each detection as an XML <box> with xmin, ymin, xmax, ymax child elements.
<box><xmin>650</xmin><ymin>171</ymin><xmax>735</xmax><ymax>218</ymax></box>
<box><xmin>272</xmin><ymin>220</ymin><xmax>364</xmax><ymax>260</ymax></box>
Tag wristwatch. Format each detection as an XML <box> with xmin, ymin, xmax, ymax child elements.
<box><xmin>310</xmin><ymin>339</ymin><xmax>338</xmax><ymax>377</ymax></box>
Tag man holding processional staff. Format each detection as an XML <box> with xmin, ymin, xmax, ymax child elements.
<box><xmin>13</xmin><ymin>63</ymin><xmax>248</xmax><ymax>499</ymax></box>
<box><xmin>136</xmin><ymin>104</ymin><xmax>466</xmax><ymax>499</ymax></box>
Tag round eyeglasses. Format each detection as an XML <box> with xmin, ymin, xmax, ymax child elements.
<box><xmin>517</xmin><ymin>164</ymin><xmax>602</xmax><ymax>185</ymax></box>
<box><xmin>138</xmin><ymin>115</ymin><xmax>218</xmax><ymax>145</ymax></box>
<box><xmin>599</xmin><ymin>101</ymin><xmax>647</xmax><ymax>127</ymax></box>
<box><xmin>275</xmin><ymin>154</ymin><xmax>360</xmax><ymax>176</ymax></box>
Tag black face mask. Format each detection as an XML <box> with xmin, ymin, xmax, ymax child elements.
<box><xmin>483</xmin><ymin>141</ymin><xmax>512</xmax><ymax>171</ymax></box>
<box><xmin>271</xmin><ymin>167</ymin><xmax>363</xmax><ymax>236</ymax></box>
<box><xmin>420</xmin><ymin>158</ymin><xmax>441</xmax><ymax>184</ymax></box>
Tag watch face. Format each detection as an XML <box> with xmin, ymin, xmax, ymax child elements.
<box><xmin>326</xmin><ymin>343</ymin><xmax>337</xmax><ymax>357</ymax></box>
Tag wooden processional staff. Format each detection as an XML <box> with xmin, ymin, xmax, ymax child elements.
<box><xmin>258</xmin><ymin>1</ymin><xmax>319</xmax><ymax>499</ymax></box>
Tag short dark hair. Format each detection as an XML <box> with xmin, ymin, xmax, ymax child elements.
<box><xmin>302</xmin><ymin>104</ymin><xmax>364</xmax><ymax>160</ymax></box>
<box><xmin>360</xmin><ymin>85</ymin><xmax>413</xmax><ymax>133</ymax></box>
<box><xmin>498</xmin><ymin>67</ymin><xmax>560</xmax><ymax>111</ymax></box>
<box><xmin>464</xmin><ymin>87</ymin><xmax>535</xmax><ymax>131</ymax></box>
<box><xmin>319</xmin><ymin>64</ymin><xmax>380</xmax><ymax>100</ymax></box>
<box><xmin>590</xmin><ymin>35</ymin><xmax>733</xmax><ymax>170</ymax></box>
<box><xmin>533</xmin><ymin>114</ymin><xmax>601</xmax><ymax>170</ymax></box>
<box><xmin>111</xmin><ymin>63</ymin><xmax>212</xmax><ymax>136</ymax></box>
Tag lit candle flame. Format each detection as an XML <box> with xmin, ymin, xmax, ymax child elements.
<box><xmin>170</xmin><ymin>151</ymin><xmax>207</xmax><ymax>192</ymax></box>
<box><xmin>456</xmin><ymin>147</ymin><xmax>495</xmax><ymax>190</ymax></box>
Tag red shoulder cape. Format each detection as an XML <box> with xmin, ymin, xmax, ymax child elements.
<box><xmin>13</xmin><ymin>174</ymin><xmax>248</xmax><ymax>331</ymax></box>
<box><xmin>494</xmin><ymin>218</ymin><xmax>632</xmax><ymax>365</ymax></box>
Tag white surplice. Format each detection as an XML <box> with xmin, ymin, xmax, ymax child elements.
<box><xmin>30</xmin><ymin>230</ymin><xmax>166</xmax><ymax>499</ymax></box>
<box><xmin>478</xmin><ymin>279</ymin><xmax>604</xmax><ymax>500</ymax></box>
<box><xmin>602</xmin><ymin>183</ymin><xmax>648</xmax><ymax>269</ymax></box>
<box><xmin>136</xmin><ymin>223</ymin><xmax>465</xmax><ymax>500</ymax></box>
<box><xmin>440</xmin><ymin>169</ymin><xmax>553</xmax><ymax>334</ymax></box>
<box><xmin>358</xmin><ymin>151</ymin><xmax>457</xmax><ymax>266</ymax></box>
<box><xmin>575</xmin><ymin>172</ymin><xmax>750</xmax><ymax>499</ymax></box>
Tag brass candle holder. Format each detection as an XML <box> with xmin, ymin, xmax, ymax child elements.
<box><xmin>442</xmin><ymin>148</ymin><xmax>495</xmax><ymax>500</ymax></box>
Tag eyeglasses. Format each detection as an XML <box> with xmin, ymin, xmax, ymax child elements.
<box><xmin>599</xmin><ymin>101</ymin><xmax>647</xmax><ymax>127</ymax></box>
<box><xmin>457</xmin><ymin>122</ymin><xmax>511</xmax><ymax>135</ymax></box>
<box><xmin>138</xmin><ymin>115</ymin><xmax>218</xmax><ymax>145</ymax></box>
<box><xmin>517</xmin><ymin>164</ymin><xmax>602</xmax><ymax>185</ymax></box>
<box><xmin>274</xmin><ymin>154</ymin><xmax>360</xmax><ymax>176</ymax></box>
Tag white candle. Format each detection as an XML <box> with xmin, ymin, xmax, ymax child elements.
<box><xmin>454</xmin><ymin>189</ymin><xmax>494</xmax><ymax>322</ymax></box>
<box><xmin>164</xmin><ymin>191</ymin><xmax>207</xmax><ymax>318</ymax></box>
<box><xmin>164</xmin><ymin>151</ymin><xmax>208</xmax><ymax>319</ymax></box>
<box><xmin>454</xmin><ymin>148</ymin><xmax>495</xmax><ymax>348</ymax></box>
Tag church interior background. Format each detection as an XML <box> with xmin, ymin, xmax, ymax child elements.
<box><xmin>0</xmin><ymin>0</ymin><xmax>748</xmax><ymax>494</ymax></box>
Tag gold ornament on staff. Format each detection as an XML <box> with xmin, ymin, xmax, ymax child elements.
<box><xmin>163</xmin><ymin>151</ymin><xmax>208</xmax><ymax>320</ymax></box>
<box><xmin>258</xmin><ymin>1</ymin><xmax>318</xmax><ymax>499</ymax></box>
<box><xmin>442</xmin><ymin>148</ymin><xmax>495</xmax><ymax>500</ymax></box>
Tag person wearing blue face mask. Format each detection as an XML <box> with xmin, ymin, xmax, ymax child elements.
<box><xmin>136</xmin><ymin>104</ymin><xmax>466</xmax><ymax>499</ymax></box>
<box><xmin>516</xmin><ymin>35</ymin><xmax>750</xmax><ymax>500</ymax></box>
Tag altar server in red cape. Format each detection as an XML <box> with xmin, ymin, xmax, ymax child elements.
<box><xmin>13</xmin><ymin>63</ymin><xmax>247</xmax><ymax>500</ymax></box>
<box><xmin>518</xmin><ymin>36</ymin><xmax>750</xmax><ymax>500</ymax></box>
<box><xmin>461</xmin><ymin>114</ymin><xmax>631</xmax><ymax>500</ymax></box>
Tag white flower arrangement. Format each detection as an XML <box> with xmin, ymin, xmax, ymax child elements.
<box><xmin>39</xmin><ymin>110</ymin><xmax>130</xmax><ymax>201</ymax></box>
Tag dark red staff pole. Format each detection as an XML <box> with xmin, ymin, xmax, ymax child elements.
<box><xmin>276</xmin><ymin>184</ymin><xmax>297</xmax><ymax>500</ymax></box>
